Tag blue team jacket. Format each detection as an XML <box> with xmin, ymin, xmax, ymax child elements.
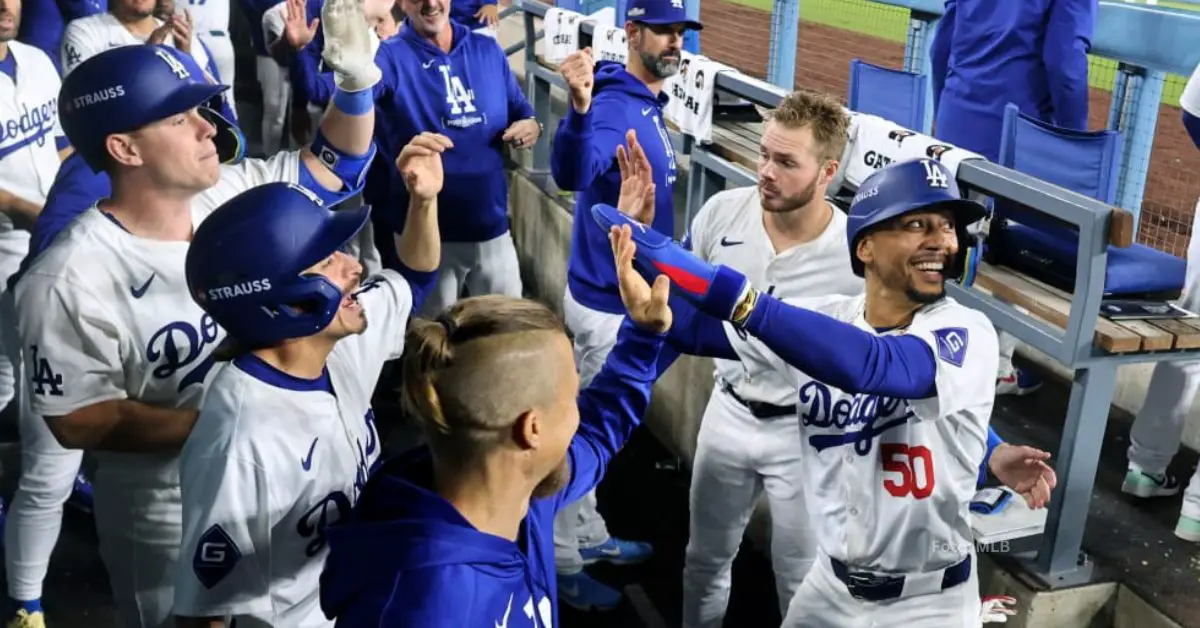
<box><xmin>551</xmin><ymin>62</ymin><xmax>678</xmax><ymax>315</ymax></box>
<box><xmin>319</xmin><ymin>319</ymin><xmax>663</xmax><ymax>628</ymax></box>
<box><xmin>930</xmin><ymin>0</ymin><xmax>1095</xmax><ymax>161</ymax></box>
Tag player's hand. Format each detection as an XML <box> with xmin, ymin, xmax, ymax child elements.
<box><xmin>615</xmin><ymin>129</ymin><xmax>655</xmax><ymax>225</ymax></box>
<box><xmin>148</xmin><ymin>19</ymin><xmax>174</xmax><ymax>45</ymax></box>
<box><xmin>612</xmin><ymin>225</ymin><xmax>672</xmax><ymax>334</ymax></box>
<box><xmin>559</xmin><ymin>48</ymin><xmax>595</xmax><ymax>114</ymax></box>
<box><xmin>321</xmin><ymin>0</ymin><xmax>383</xmax><ymax>92</ymax></box>
<box><xmin>170</xmin><ymin>10</ymin><xmax>193</xmax><ymax>54</ymax></box>
<box><xmin>988</xmin><ymin>443</ymin><xmax>1056</xmax><ymax>509</ymax></box>
<box><xmin>980</xmin><ymin>595</ymin><xmax>1018</xmax><ymax>623</ymax></box>
<box><xmin>396</xmin><ymin>133</ymin><xmax>453</xmax><ymax>202</ymax></box>
<box><xmin>502</xmin><ymin>118</ymin><xmax>541</xmax><ymax>149</ymax></box>
<box><xmin>475</xmin><ymin>4</ymin><xmax>499</xmax><ymax>28</ymax></box>
<box><xmin>284</xmin><ymin>0</ymin><xmax>319</xmax><ymax>50</ymax></box>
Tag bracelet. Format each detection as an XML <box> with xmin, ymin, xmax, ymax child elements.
<box><xmin>333</xmin><ymin>88</ymin><xmax>374</xmax><ymax>116</ymax></box>
<box><xmin>730</xmin><ymin>286</ymin><xmax>759</xmax><ymax>328</ymax></box>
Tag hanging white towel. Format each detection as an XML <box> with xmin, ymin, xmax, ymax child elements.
<box><xmin>592</xmin><ymin>25</ymin><xmax>627</xmax><ymax>64</ymax></box>
<box><xmin>544</xmin><ymin>7</ymin><xmax>584</xmax><ymax>64</ymax></box>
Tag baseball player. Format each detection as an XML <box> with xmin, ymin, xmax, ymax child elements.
<box><xmin>318</xmin><ymin>147</ymin><xmax>670</xmax><ymax>628</ymax></box>
<box><xmin>677</xmin><ymin>91</ymin><xmax>862</xmax><ymax>628</ymax></box>
<box><xmin>59</xmin><ymin>0</ymin><xmax>214</xmax><ymax>79</ymax></box>
<box><xmin>1120</xmin><ymin>59</ymin><xmax>1200</xmax><ymax>542</ymax></box>
<box><xmin>173</xmin><ymin>135</ymin><xmax>445</xmax><ymax>627</ymax></box>
<box><xmin>3</xmin><ymin>149</ymin><xmax>109</xmax><ymax>628</ymax></box>
<box><xmin>13</xmin><ymin>1</ymin><xmax>381</xmax><ymax>622</ymax></box>
<box><xmin>549</xmin><ymin>0</ymin><xmax>701</xmax><ymax>607</ymax></box>
<box><xmin>596</xmin><ymin>157</ymin><xmax>1054</xmax><ymax>626</ymax></box>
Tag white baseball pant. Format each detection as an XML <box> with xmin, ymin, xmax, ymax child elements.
<box><xmin>0</xmin><ymin>235</ymin><xmax>25</xmax><ymax>410</ymax></box>
<box><xmin>256</xmin><ymin>55</ymin><xmax>292</xmax><ymax>155</ymax></box>
<box><xmin>553</xmin><ymin>286</ymin><xmax>621</xmax><ymax>573</ymax></box>
<box><xmin>198</xmin><ymin>30</ymin><xmax>237</xmax><ymax>118</ymax></box>
<box><xmin>416</xmin><ymin>232</ymin><xmax>524</xmax><ymax>317</ymax></box>
<box><xmin>1127</xmin><ymin>198</ymin><xmax>1200</xmax><ymax>520</ymax></box>
<box><xmin>682</xmin><ymin>387</ymin><xmax>815</xmax><ymax>627</ymax></box>
<box><xmin>780</xmin><ymin>550</ymin><xmax>981</xmax><ymax>628</ymax></box>
<box><xmin>93</xmin><ymin>473</ymin><xmax>183</xmax><ymax>628</ymax></box>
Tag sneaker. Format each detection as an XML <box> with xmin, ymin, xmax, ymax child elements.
<box><xmin>996</xmin><ymin>367</ymin><xmax>1043</xmax><ymax>396</ymax></box>
<box><xmin>1121</xmin><ymin>467</ymin><xmax>1181</xmax><ymax>498</ymax></box>
<box><xmin>579</xmin><ymin>537</ymin><xmax>653</xmax><ymax>566</ymax></box>
<box><xmin>557</xmin><ymin>572</ymin><xmax>621</xmax><ymax>612</ymax></box>
<box><xmin>5</xmin><ymin>610</ymin><xmax>44</xmax><ymax>628</ymax></box>
<box><xmin>1175</xmin><ymin>515</ymin><xmax>1200</xmax><ymax>542</ymax></box>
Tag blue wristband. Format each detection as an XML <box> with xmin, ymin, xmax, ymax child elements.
<box><xmin>332</xmin><ymin>88</ymin><xmax>374</xmax><ymax>116</ymax></box>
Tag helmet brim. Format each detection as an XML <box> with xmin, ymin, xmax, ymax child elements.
<box><xmin>298</xmin><ymin>204</ymin><xmax>373</xmax><ymax>271</ymax></box>
<box><xmin>138</xmin><ymin>82</ymin><xmax>229</xmax><ymax>132</ymax></box>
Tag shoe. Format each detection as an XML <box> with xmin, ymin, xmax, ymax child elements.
<box><xmin>67</xmin><ymin>472</ymin><xmax>93</xmax><ymax>514</ymax></box>
<box><xmin>557</xmin><ymin>572</ymin><xmax>621</xmax><ymax>612</ymax></box>
<box><xmin>5</xmin><ymin>609</ymin><xmax>44</xmax><ymax>628</ymax></box>
<box><xmin>1121</xmin><ymin>467</ymin><xmax>1181</xmax><ymax>498</ymax></box>
<box><xmin>579</xmin><ymin>537</ymin><xmax>653</xmax><ymax>566</ymax></box>
<box><xmin>1175</xmin><ymin>515</ymin><xmax>1200</xmax><ymax>542</ymax></box>
<box><xmin>996</xmin><ymin>367</ymin><xmax>1043</xmax><ymax>396</ymax></box>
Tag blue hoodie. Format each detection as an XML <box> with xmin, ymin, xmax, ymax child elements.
<box><xmin>363</xmin><ymin>21</ymin><xmax>534</xmax><ymax>260</ymax></box>
<box><xmin>319</xmin><ymin>319</ymin><xmax>664</xmax><ymax>628</ymax></box>
<box><xmin>552</xmin><ymin>62</ymin><xmax>678</xmax><ymax>315</ymax></box>
<box><xmin>930</xmin><ymin>0</ymin><xmax>1094</xmax><ymax>161</ymax></box>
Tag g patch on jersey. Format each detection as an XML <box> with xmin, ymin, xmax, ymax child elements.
<box><xmin>932</xmin><ymin>327</ymin><xmax>968</xmax><ymax>367</ymax></box>
<box><xmin>192</xmin><ymin>524</ymin><xmax>242</xmax><ymax>589</ymax></box>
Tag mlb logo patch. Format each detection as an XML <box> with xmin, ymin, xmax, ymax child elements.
<box><xmin>932</xmin><ymin>327</ymin><xmax>968</xmax><ymax>367</ymax></box>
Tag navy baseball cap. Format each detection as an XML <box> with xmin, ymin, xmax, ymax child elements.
<box><xmin>625</xmin><ymin>0</ymin><xmax>703</xmax><ymax>30</ymax></box>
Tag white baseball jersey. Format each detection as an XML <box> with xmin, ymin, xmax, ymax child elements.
<box><xmin>173</xmin><ymin>270</ymin><xmax>413</xmax><ymax>626</ymax></box>
<box><xmin>730</xmin><ymin>293</ymin><xmax>998</xmax><ymax>573</ymax></box>
<box><xmin>1182</xmin><ymin>61</ymin><xmax>1200</xmax><ymax>118</ymax></box>
<box><xmin>181</xmin><ymin>0</ymin><xmax>231</xmax><ymax>36</ymax></box>
<box><xmin>0</xmin><ymin>41</ymin><xmax>64</xmax><ymax>267</ymax></box>
<box><xmin>61</xmin><ymin>13</ymin><xmax>213</xmax><ymax>77</ymax></box>
<box><xmin>13</xmin><ymin>151</ymin><xmax>301</xmax><ymax>488</ymax></box>
<box><xmin>687</xmin><ymin>187</ymin><xmax>862</xmax><ymax>406</ymax></box>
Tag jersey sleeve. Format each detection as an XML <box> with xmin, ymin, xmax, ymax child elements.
<box><xmin>1182</xmin><ymin>61</ymin><xmax>1200</xmax><ymax>118</ymax></box>
<box><xmin>174</xmin><ymin>452</ymin><xmax>274</xmax><ymax>617</ymax></box>
<box><xmin>904</xmin><ymin>306</ymin><xmax>999</xmax><ymax>421</ymax></box>
<box><xmin>15</xmin><ymin>275</ymin><xmax>127</xmax><ymax>418</ymax></box>
<box><xmin>60</xmin><ymin>20</ymin><xmax>103</xmax><ymax>74</ymax></box>
<box><xmin>724</xmin><ymin>294</ymin><xmax>851</xmax><ymax>390</ymax></box>
<box><xmin>195</xmin><ymin>151</ymin><xmax>302</xmax><ymax>218</ymax></box>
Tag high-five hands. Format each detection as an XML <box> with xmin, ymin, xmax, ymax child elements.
<box><xmin>397</xmin><ymin>133</ymin><xmax>453</xmax><ymax>202</ymax></box>
<box><xmin>615</xmin><ymin>130</ymin><xmax>656</xmax><ymax>225</ymax></box>
<box><xmin>611</xmin><ymin>225</ymin><xmax>672</xmax><ymax>335</ymax></box>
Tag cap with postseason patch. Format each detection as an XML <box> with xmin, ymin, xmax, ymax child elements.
<box><xmin>624</xmin><ymin>0</ymin><xmax>703</xmax><ymax>30</ymax></box>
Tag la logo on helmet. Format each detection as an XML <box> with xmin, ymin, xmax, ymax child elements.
<box><xmin>923</xmin><ymin>159</ymin><xmax>949</xmax><ymax>189</ymax></box>
<box><xmin>155</xmin><ymin>49</ymin><xmax>192</xmax><ymax>81</ymax></box>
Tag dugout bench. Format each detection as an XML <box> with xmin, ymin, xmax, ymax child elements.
<box><xmin>513</xmin><ymin>0</ymin><xmax>1200</xmax><ymax>589</ymax></box>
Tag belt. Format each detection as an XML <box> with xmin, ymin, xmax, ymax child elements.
<box><xmin>719</xmin><ymin>379</ymin><xmax>795</xmax><ymax>419</ymax></box>
<box><xmin>830</xmin><ymin>555</ymin><xmax>972</xmax><ymax>602</ymax></box>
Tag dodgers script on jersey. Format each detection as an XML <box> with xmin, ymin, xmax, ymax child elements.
<box><xmin>61</xmin><ymin>12</ymin><xmax>213</xmax><ymax>77</ymax></box>
<box><xmin>13</xmin><ymin>151</ymin><xmax>301</xmax><ymax>486</ymax></box>
<box><xmin>730</xmin><ymin>293</ymin><xmax>998</xmax><ymax>573</ymax></box>
<box><xmin>173</xmin><ymin>270</ymin><xmax>414</xmax><ymax>627</ymax></box>
<box><xmin>0</xmin><ymin>41</ymin><xmax>64</xmax><ymax>269</ymax></box>
<box><xmin>687</xmin><ymin>187</ymin><xmax>861</xmax><ymax>406</ymax></box>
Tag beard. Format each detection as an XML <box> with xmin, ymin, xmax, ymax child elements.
<box><xmin>905</xmin><ymin>283</ymin><xmax>946</xmax><ymax>305</ymax></box>
<box><xmin>760</xmin><ymin>169</ymin><xmax>819</xmax><ymax>214</ymax></box>
<box><xmin>638</xmin><ymin>48</ymin><xmax>680</xmax><ymax>80</ymax></box>
<box><xmin>532</xmin><ymin>455</ymin><xmax>571</xmax><ymax>499</ymax></box>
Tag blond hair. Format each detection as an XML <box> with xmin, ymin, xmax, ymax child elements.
<box><xmin>765</xmin><ymin>90</ymin><xmax>851</xmax><ymax>164</ymax></box>
<box><xmin>400</xmin><ymin>295</ymin><xmax>568</xmax><ymax>464</ymax></box>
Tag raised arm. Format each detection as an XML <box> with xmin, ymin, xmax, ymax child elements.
<box><xmin>550</xmin><ymin>50</ymin><xmax>628</xmax><ymax>191</ymax></box>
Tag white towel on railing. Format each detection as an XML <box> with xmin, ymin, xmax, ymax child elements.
<box><xmin>664</xmin><ymin>55</ymin><xmax>738</xmax><ymax>143</ymax></box>
<box><xmin>544</xmin><ymin>7</ymin><xmax>584</xmax><ymax>64</ymax></box>
<box><xmin>840</xmin><ymin>112</ymin><xmax>984</xmax><ymax>190</ymax></box>
<box><xmin>592</xmin><ymin>25</ymin><xmax>627</xmax><ymax>63</ymax></box>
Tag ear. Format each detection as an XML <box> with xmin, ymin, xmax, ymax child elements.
<box><xmin>856</xmin><ymin>236</ymin><xmax>873</xmax><ymax>269</ymax></box>
<box><xmin>624</xmin><ymin>21</ymin><xmax>639</xmax><ymax>40</ymax></box>
<box><xmin>105</xmin><ymin>133</ymin><xmax>143</xmax><ymax>168</ymax></box>
<box><xmin>821</xmin><ymin>159</ymin><xmax>840</xmax><ymax>186</ymax></box>
<box><xmin>511</xmin><ymin>409</ymin><xmax>539</xmax><ymax>451</ymax></box>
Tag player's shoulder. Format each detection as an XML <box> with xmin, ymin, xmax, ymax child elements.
<box><xmin>18</xmin><ymin>209</ymin><xmax>112</xmax><ymax>290</ymax></box>
<box><xmin>6</xmin><ymin>41</ymin><xmax>56</xmax><ymax>72</ymax></box>
<box><xmin>912</xmin><ymin>297</ymin><xmax>999</xmax><ymax>363</ymax></box>
<box><xmin>64</xmin><ymin>12</ymin><xmax>110</xmax><ymax>33</ymax></box>
<box><xmin>780</xmin><ymin>292</ymin><xmax>861</xmax><ymax>319</ymax></box>
<box><xmin>691</xmin><ymin>186</ymin><xmax>756</xmax><ymax>232</ymax></box>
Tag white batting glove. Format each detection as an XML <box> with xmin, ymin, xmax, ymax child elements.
<box><xmin>980</xmin><ymin>595</ymin><xmax>1018</xmax><ymax>623</ymax></box>
<box><xmin>320</xmin><ymin>0</ymin><xmax>382</xmax><ymax>92</ymax></box>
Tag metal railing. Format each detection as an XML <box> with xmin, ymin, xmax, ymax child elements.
<box><xmin>514</xmin><ymin>0</ymin><xmax>1200</xmax><ymax>586</ymax></box>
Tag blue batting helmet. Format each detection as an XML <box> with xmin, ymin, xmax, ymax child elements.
<box><xmin>185</xmin><ymin>183</ymin><xmax>371</xmax><ymax>348</ymax></box>
<box><xmin>846</xmin><ymin>158</ymin><xmax>988</xmax><ymax>285</ymax></box>
<box><xmin>59</xmin><ymin>45</ymin><xmax>245</xmax><ymax>172</ymax></box>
